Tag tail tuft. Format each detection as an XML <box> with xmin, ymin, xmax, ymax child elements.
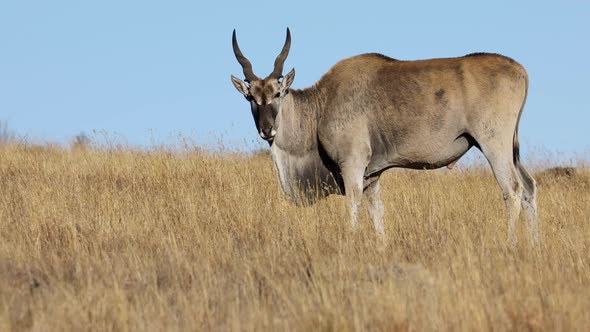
<box><xmin>513</xmin><ymin>128</ymin><xmax>520</xmax><ymax>165</ymax></box>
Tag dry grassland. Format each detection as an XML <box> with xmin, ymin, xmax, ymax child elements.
<box><xmin>0</xmin><ymin>144</ymin><xmax>589</xmax><ymax>331</ymax></box>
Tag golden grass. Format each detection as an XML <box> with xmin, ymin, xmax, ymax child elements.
<box><xmin>0</xmin><ymin>144</ymin><xmax>589</xmax><ymax>331</ymax></box>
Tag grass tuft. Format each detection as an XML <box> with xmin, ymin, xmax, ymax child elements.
<box><xmin>0</xmin><ymin>144</ymin><xmax>589</xmax><ymax>331</ymax></box>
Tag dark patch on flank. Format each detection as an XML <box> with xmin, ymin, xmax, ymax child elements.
<box><xmin>434</xmin><ymin>88</ymin><xmax>448</xmax><ymax>109</ymax></box>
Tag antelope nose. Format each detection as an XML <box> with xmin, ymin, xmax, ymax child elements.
<box><xmin>261</xmin><ymin>128</ymin><xmax>275</xmax><ymax>139</ymax></box>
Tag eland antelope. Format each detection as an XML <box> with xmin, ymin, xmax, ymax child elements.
<box><xmin>230</xmin><ymin>28</ymin><xmax>538</xmax><ymax>245</ymax></box>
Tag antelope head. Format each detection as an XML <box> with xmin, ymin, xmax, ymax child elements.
<box><xmin>230</xmin><ymin>28</ymin><xmax>295</xmax><ymax>142</ymax></box>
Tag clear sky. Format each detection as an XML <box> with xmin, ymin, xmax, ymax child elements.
<box><xmin>0</xmin><ymin>1</ymin><xmax>588</xmax><ymax>158</ymax></box>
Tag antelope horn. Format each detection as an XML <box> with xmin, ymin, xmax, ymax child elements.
<box><xmin>268</xmin><ymin>28</ymin><xmax>291</xmax><ymax>79</ymax></box>
<box><xmin>232</xmin><ymin>29</ymin><xmax>258</xmax><ymax>83</ymax></box>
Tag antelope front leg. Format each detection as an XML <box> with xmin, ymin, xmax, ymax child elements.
<box><xmin>364</xmin><ymin>175</ymin><xmax>385</xmax><ymax>238</ymax></box>
<box><xmin>341</xmin><ymin>163</ymin><xmax>365</xmax><ymax>231</ymax></box>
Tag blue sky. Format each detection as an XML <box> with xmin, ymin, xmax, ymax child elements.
<box><xmin>0</xmin><ymin>1</ymin><xmax>588</xmax><ymax>157</ymax></box>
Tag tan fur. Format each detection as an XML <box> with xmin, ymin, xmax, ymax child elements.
<box><xmin>231</xmin><ymin>31</ymin><xmax>538</xmax><ymax>245</ymax></box>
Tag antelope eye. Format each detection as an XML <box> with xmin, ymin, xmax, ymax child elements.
<box><xmin>274</xmin><ymin>92</ymin><xmax>281</xmax><ymax>98</ymax></box>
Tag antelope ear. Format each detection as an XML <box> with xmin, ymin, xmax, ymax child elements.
<box><xmin>231</xmin><ymin>75</ymin><xmax>249</xmax><ymax>97</ymax></box>
<box><xmin>280</xmin><ymin>68</ymin><xmax>295</xmax><ymax>92</ymax></box>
